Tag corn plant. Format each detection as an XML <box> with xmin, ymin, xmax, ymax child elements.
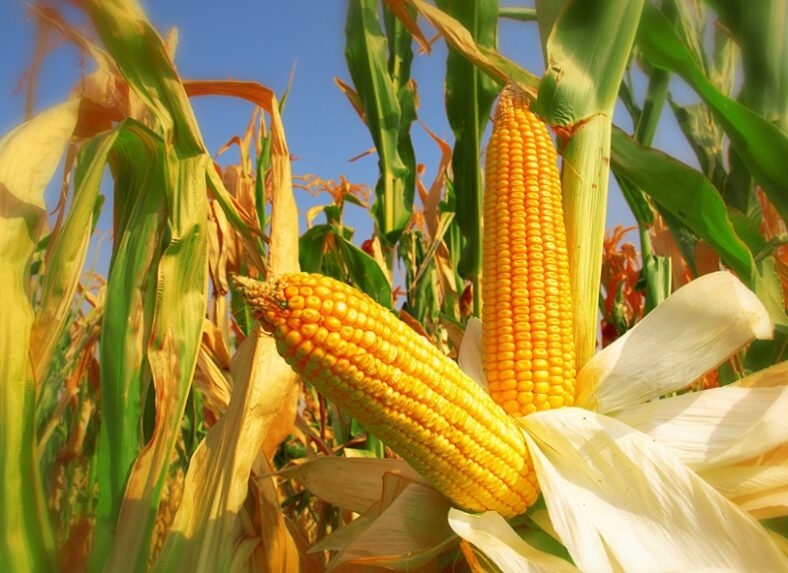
<box><xmin>1</xmin><ymin>0</ymin><xmax>786</xmax><ymax>571</ymax></box>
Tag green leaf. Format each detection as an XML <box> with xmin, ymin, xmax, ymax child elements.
<box><xmin>30</xmin><ymin>132</ymin><xmax>117</xmax><ymax>393</ymax></box>
<box><xmin>614</xmin><ymin>172</ymin><xmax>653</xmax><ymax>228</ymax></box>
<box><xmin>637</xmin><ymin>3</ymin><xmax>788</xmax><ymax>221</ymax></box>
<box><xmin>437</xmin><ymin>0</ymin><xmax>499</xmax><ymax>313</ymax></box>
<box><xmin>536</xmin><ymin>0</ymin><xmax>644</xmax><ymax>366</ymax></box>
<box><xmin>754</xmin><ymin>257</ymin><xmax>788</xmax><ymax>328</ymax></box>
<box><xmin>709</xmin><ymin>0</ymin><xmax>788</xmax><ymax>131</ymax></box>
<box><xmin>340</xmin><ymin>237</ymin><xmax>392</xmax><ymax>308</ymax></box>
<box><xmin>299</xmin><ymin>224</ymin><xmax>391</xmax><ymax>307</ymax></box>
<box><xmin>299</xmin><ymin>225</ymin><xmax>331</xmax><ymax>274</ymax></box>
<box><xmin>536</xmin><ymin>0</ymin><xmax>645</xmax><ymax>123</ymax></box>
<box><xmin>611</xmin><ymin>128</ymin><xmax>754</xmax><ymax>284</ymax></box>
<box><xmin>0</xmin><ymin>99</ymin><xmax>77</xmax><ymax>573</ymax></box>
<box><xmin>728</xmin><ymin>208</ymin><xmax>767</xmax><ymax>255</ymax></box>
<box><xmin>498</xmin><ymin>6</ymin><xmax>536</xmax><ymax>22</ymax></box>
<box><xmin>667</xmin><ymin>98</ymin><xmax>727</xmax><ymax>191</ymax></box>
<box><xmin>85</xmin><ymin>1</ymin><xmax>211</xmax><ymax>568</ymax></box>
<box><xmin>93</xmin><ymin>121</ymin><xmax>170</xmax><ymax>570</ymax></box>
<box><xmin>345</xmin><ymin>0</ymin><xmax>410</xmax><ymax>244</ymax></box>
<box><xmin>642</xmin><ymin>254</ymin><xmax>671</xmax><ymax>313</ymax></box>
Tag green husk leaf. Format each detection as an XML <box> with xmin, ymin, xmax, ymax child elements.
<box><xmin>535</xmin><ymin>0</ymin><xmax>644</xmax><ymax>366</ymax></box>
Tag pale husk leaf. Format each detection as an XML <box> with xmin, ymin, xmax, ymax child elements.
<box><xmin>700</xmin><ymin>444</ymin><xmax>788</xmax><ymax>519</ymax></box>
<box><xmin>731</xmin><ymin>361</ymin><xmax>788</xmax><ymax>388</ymax></box>
<box><xmin>576</xmin><ymin>272</ymin><xmax>772</xmax><ymax>413</ymax></box>
<box><xmin>458</xmin><ymin>317</ymin><xmax>486</xmax><ymax>389</ymax></box>
<box><xmin>613</xmin><ymin>385</ymin><xmax>788</xmax><ymax>469</ymax></box>
<box><xmin>153</xmin><ymin>332</ymin><xmax>299</xmax><ymax>572</ymax></box>
<box><xmin>448</xmin><ymin>509</ymin><xmax>579</xmax><ymax>572</ymax></box>
<box><xmin>519</xmin><ymin>407</ymin><xmax>787</xmax><ymax>572</ymax></box>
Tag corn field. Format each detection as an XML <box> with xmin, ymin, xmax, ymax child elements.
<box><xmin>2</xmin><ymin>1</ymin><xmax>787</xmax><ymax>572</ymax></box>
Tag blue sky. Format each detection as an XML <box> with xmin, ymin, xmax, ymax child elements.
<box><xmin>0</xmin><ymin>1</ymin><xmax>701</xmax><ymax>272</ymax></box>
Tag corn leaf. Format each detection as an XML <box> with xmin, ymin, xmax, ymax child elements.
<box><xmin>404</xmin><ymin>0</ymin><xmax>538</xmax><ymax>90</ymax></box>
<box><xmin>345</xmin><ymin>0</ymin><xmax>410</xmax><ymax>244</ymax></box>
<box><xmin>708</xmin><ymin>0</ymin><xmax>788</xmax><ymax>131</ymax></box>
<box><xmin>435</xmin><ymin>0</ymin><xmax>498</xmax><ymax>311</ymax></box>
<box><xmin>610</xmin><ymin>127</ymin><xmax>754</xmax><ymax>283</ymax></box>
<box><xmin>637</xmin><ymin>3</ymin><xmax>788</xmax><ymax>221</ymax></box>
<box><xmin>283</xmin><ymin>457</ymin><xmax>426</xmax><ymax>514</ymax></box>
<box><xmin>91</xmin><ymin>121</ymin><xmax>170</xmax><ymax>569</ymax></box>
<box><xmin>0</xmin><ymin>99</ymin><xmax>77</xmax><ymax>573</ymax></box>
<box><xmin>154</xmin><ymin>333</ymin><xmax>299</xmax><ymax>572</ymax></box>
<box><xmin>155</xmin><ymin>83</ymin><xmax>300</xmax><ymax>571</ymax></box>
<box><xmin>383</xmin><ymin>0</ymin><xmax>418</xmax><ymax>243</ymax></box>
<box><xmin>83</xmin><ymin>0</ymin><xmax>211</xmax><ymax>567</ymax></box>
<box><xmin>700</xmin><ymin>446</ymin><xmax>788</xmax><ymax>519</ymax></box>
<box><xmin>30</xmin><ymin>132</ymin><xmax>113</xmax><ymax>390</ymax></box>
<box><xmin>498</xmin><ymin>6</ymin><xmax>536</xmax><ymax>22</ymax></box>
<box><xmin>106</xmin><ymin>153</ymin><xmax>208</xmax><ymax>571</ymax></box>
<box><xmin>457</xmin><ymin>317</ymin><xmax>485</xmax><ymax>389</ymax></box>
<box><xmin>323</xmin><ymin>478</ymin><xmax>454</xmax><ymax>571</ymax></box>
<box><xmin>340</xmin><ymin>237</ymin><xmax>393</xmax><ymax>308</ymax></box>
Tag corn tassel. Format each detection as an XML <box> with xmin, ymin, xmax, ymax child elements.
<box><xmin>234</xmin><ymin>272</ymin><xmax>538</xmax><ymax>516</ymax></box>
<box><xmin>482</xmin><ymin>85</ymin><xmax>576</xmax><ymax>416</ymax></box>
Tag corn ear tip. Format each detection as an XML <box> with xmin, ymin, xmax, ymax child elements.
<box><xmin>231</xmin><ymin>273</ymin><xmax>255</xmax><ymax>296</ymax></box>
<box><xmin>499</xmin><ymin>81</ymin><xmax>531</xmax><ymax>107</ymax></box>
<box><xmin>232</xmin><ymin>273</ymin><xmax>273</xmax><ymax>308</ymax></box>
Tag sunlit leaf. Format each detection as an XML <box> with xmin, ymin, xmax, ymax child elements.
<box><xmin>324</xmin><ymin>478</ymin><xmax>454</xmax><ymax>571</ymax></box>
<box><xmin>520</xmin><ymin>408</ymin><xmax>788</xmax><ymax>572</ymax></box>
<box><xmin>0</xmin><ymin>98</ymin><xmax>78</xmax><ymax>573</ymax></box>
<box><xmin>154</xmin><ymin>333</ymin><xmax>300</xmax><ymax>573</ymax></box>
<box><xmin>434</xmin><ymin>0</ymin><xmax>498</xmax><ymax>296</ymax></box>
<box><xmin>155</xmin><ymin>79</ymin><xmax>300</xmax><ymax>571</ymax></box>
<box><xmin>458</xmin><ymin>317</ymin><xmax>485</xmax><ymax>389</ymax></box>
<box><xmin>637</xmin><ymin>3</ymin><xmax>788</xmax><ymax>221</ymax></box>
<box><xmin>611</xmin><ymin>127</ymin><xmax>754</xmax><ymax>283</ymax></box>
<box><xmin>30</xmin><ymin>131</ymin><xmax>113</xmax><ymax>384</ymax></box>
<box><xmin>615</xmin><ymin>385</ymin><xmax>788</xmax><ymax>469</ymax></box>
<box><xmin>577</xmin><ymin>272</ymin><xmax>772</xmax><ymax>413</ymax></box>
<box><xmin>345</xmin><ymin>0</ymin><xmax>410</xmax><ymax>244</ymax></box>
<box><xmin>449</xmin><ymin>509</ymin><xmax>578</xmax><ymax>572</ymax></box>
<box><xmin>282</xmin><ymin>457</ymin><xmax>425</xmax><ymax>514</ymax></box>
<box><xmin>536</xmin><ymin>0</ymin><xmax>644</xmax><ymax>368</ymax></box>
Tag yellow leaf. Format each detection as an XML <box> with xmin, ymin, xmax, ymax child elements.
<box><xmin>282</xmin><ymin>457</ymin><xmax>426</xmax><ymax>514</ymax></box>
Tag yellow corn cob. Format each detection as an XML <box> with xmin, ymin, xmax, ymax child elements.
<box><xmin>234</xmin><ymin>272</ymin><xmax>538</xmax><ymax>517</ymax></box>
<box><xmin>482</xmin><ymin>85</ymin><xmax>576</xmax><ymax>416</ymax></box>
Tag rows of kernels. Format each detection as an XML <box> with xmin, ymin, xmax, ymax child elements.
<box><xmin>245</xmin><ymin>272</ymin><xmax>539</xmax><ymax>516</ymax></box>
<box><xmin>482</xmin><ymin>87</ymin><xmax>576</xmax><ymax>417</ymax></box>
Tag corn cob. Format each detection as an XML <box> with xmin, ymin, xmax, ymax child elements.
<box><xmin>234</xmin><ymin>272</ymin><xmax>538</xmax><ymax>517</ymax></box>
<box><xmin>482</xmin><ymin>85</ymin><xmax>576</xmax><ymax>416</ymax></box>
